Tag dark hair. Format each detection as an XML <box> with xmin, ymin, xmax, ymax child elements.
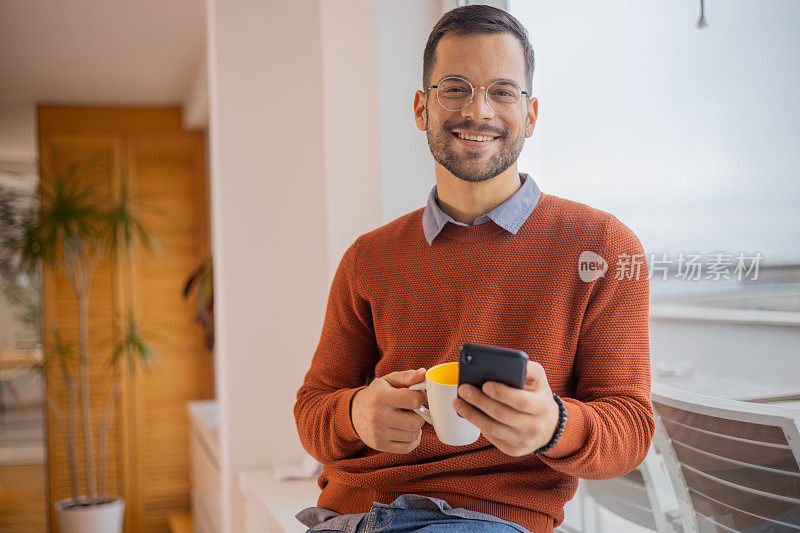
<box><xmin>423</xmin><ymin>5</ymin><xmax>535</xmax><ymax>93</ymax></box>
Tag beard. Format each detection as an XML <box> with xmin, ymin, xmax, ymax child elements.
<box><xmin>425</xmin><ymin>106</ymin><xmax>525</xmax><ymax>183</ymax></box>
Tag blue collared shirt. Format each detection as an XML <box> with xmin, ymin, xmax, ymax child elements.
<box><xmin>422</xmin><ymin>172</ymin><xmax>541</xmax><ymax>245</ymax></box>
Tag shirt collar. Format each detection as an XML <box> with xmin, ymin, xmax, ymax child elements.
<box><xmin>422</xmin><ymin>172</ymin><xmax>541</xmax><ymax>245</ymax></box>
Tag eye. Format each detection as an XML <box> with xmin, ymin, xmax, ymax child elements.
<box><xmin>490</xmin><ymin>88</ymin><xmax>518</xmax><ymax>98</ymax></box>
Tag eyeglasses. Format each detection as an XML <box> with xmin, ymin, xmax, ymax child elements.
<box><xmin>425</xmin><ymin>76</ymin><xmax>530</xmax><ymax>114</ymax></box>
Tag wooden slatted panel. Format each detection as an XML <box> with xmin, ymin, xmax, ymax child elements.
<box><xmin>38</xmin><ymin>108</ymin><xmax>212</xmax><ymax>533</ymax></box>
<box><xmin>0</xmin><ymin>464</ymin><xmax>48</xmax><ymax>532</ymax></box>
<box><xmin>127</xmin><ymin>133</ymin><xmax>211</xmax><ymax>532</ymax></box>
<box><xmin>38</xmin><ymin>107</ymin><xmax>182</xmax><ymax>132</ymax></box>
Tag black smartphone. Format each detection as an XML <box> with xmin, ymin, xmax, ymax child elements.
<box><xmin>458</xmin><ymin>343</ymin><xmax>528</xmax><ymax>413</ymax></box>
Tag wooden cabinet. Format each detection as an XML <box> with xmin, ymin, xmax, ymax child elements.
<box><xmin>38</xmin><ymin>107</ymin><xmax>213</xmax><ymax>533</ymax></box>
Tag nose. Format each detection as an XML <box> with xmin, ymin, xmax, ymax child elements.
<box><xmin>461</xmin><ymin>86</ymin><xmax>495</xmax><ymax>121</ymax></box>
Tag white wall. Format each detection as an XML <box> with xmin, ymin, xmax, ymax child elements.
<box><xmin>377</xmin><ymin>0</ymin><xmax>441</xmax><ymax>223</ymax></box>
<box><xmin>183</xmin><ymin>55</ymin><xmax>209</xmax><ymax>130</ymax></box>
<box><xmin>206</xmin><ymin>1</ymin><xmax>389</xmax><ymax>531</ymax></box>
<box><xmin>207</xmin><ymin>2</ymin><xmax>326</xmax><ymax>531</ymax></box>
<box><xmin>321</xmin><ymin>1</ymin><xmax>383</xmax><ymax>275</ymax></box>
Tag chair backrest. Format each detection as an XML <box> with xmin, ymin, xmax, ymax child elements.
<box><xmin>583</xmin><ymin>448</ymin><xmax>682</xmax><ymax>532</ymax></box>
<box><xmin>652</xmin><ymin>383</ymin><xmax>800</xmax><ymax>533</ymax></box>
<box><xmin>584</xmin><ymin>467</ymin><xmax>655</xmax><ymax>529</ymax></box>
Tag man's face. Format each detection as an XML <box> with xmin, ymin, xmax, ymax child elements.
<box><xmin>415</xmin><ymin>32</ymin><xmax>538</xmax><ymax>183</ymax></box>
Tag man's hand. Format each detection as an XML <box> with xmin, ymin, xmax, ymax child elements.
<box><xmin>452</xmin><ymin>361</ymin><xmax>560</xmax><ymax>457</ymax></box>
<box><xmin>351</xmin><ymin>368</ymin><xmax>427</xmax><ymax>454</ymax></box>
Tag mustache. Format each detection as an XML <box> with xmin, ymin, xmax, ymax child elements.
<box><xmin>445</xmin><ymin>121</ymin><xmax>506</xmax><ymax>137</ymax></box>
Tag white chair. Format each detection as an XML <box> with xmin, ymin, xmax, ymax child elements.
<box><xmin>578</xmin><ymin>447</ymin><xmax>683</xmax><ymax>533</ymax></box>
<box><xmin>651</xmin><ymin>383</ymin><xmax>800</xmax><ymax>532</ymax></box>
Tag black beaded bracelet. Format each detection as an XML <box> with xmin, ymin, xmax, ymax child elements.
<box><xmin>531</xmin><ymin>393</ymin><xmax>567</xmax><ymax>456</ymax></box>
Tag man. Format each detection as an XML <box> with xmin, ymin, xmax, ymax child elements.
<box><xmin>295</xmin><ymin>5</ymin><xmax>654</xmax><ymax>532</ymax></box>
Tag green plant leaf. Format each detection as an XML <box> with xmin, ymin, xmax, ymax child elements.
<box><xmin>107</xmin><ymin>310</ymin><xmax>166</xmax><ymax>375</ymax></box>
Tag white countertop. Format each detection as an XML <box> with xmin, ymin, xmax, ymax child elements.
<box><xmin>238</xmin><ymin>467</ymin><xmax>321</xmax><ymax>533</ymax></box>
<box><xmin>187</xmin><ymin>399</ymin><xmax>220</xmax><ymax>464</ymax></box>
<box><xmin>653</xmin><ymin>370</ymin><xmax>800</xmax><ymax>403</ymax></box>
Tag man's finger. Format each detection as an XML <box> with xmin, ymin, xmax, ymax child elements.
<box><xmin>382</xmin><ymin>368</ymin><xmax>426</xmax><ymax>388</ymax></box>
<box><xmin>452</xmin><ymin>396</ymin><xmax>512</xmax><ymax>438</ymax></box>
<box><xmin>524</xmin><ymin>361</ymin><xmax>547</xmax><ymax>391</ymax></box>
<box><xmin>452</xmin><ymin>397</ymin><xmax>527</xmax><ymax>457</ymax></box>
<box><xmin>384</xmin><ymin>409</ymin><xmax>426</xmax><ymax>432</ymax></box>
<box><xmin>481</xmin><ymin>381</ymin><xmax>536</xmax><ymax>414</ymax></box>
<box><xmin>385</xmin><ymin>432</ymin><xmax>422</xmax><ymax>454</ymax></box>
<box><xmin>458</xmin><ymin>383</ymin><xmax>527</xmax><ymax>427</ymax></box>
<box><xmin>382</xmin><ymin>426</ymin><xmax>422</xmax><ymax>443</ymax></box>
<box><xmin>384</xmin><ymin>387</ymin><xmax>427</xmax><ymax>411</ymax></box>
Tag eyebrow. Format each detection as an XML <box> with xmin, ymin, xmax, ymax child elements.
<box><xmin>438</xmin><ymin>74</ymin><xmax>521</xmax><ymax>86</ymax></box>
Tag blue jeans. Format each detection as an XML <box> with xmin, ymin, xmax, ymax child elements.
<box><xmin>306</xmin><ymin>506</ymin><xmax>523</xmax><ymax>532</ymax></box>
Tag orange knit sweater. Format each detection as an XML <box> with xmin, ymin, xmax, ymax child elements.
<box><xmin>294</xmin><ymin>192</ymin><xmax>654</xmax><ymax>532</ymax></box>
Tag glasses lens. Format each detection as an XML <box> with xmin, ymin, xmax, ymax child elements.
<box><xmin>487</xmin><ymin>82</ymin><xmax>521</xmax><ymax>112</ymax></box>
<box><xmin>437</xmin><ymin>78</ymin><xmax>472</xmax><ymax>111</ymax></box>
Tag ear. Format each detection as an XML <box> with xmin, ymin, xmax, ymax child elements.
<box><xmin>525</xmin><ymin>96</ymin><xmax>538</xmax><ymax>138</ymax></box>
<box><xmin>413</xmin><ymin>90</ymin><xmax>428</xmax><ymax>131</ymax></box>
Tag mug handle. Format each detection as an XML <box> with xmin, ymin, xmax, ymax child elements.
<box><xmin>409</xmin><ymin>382</ymin><xmax>433</xmax><ymax>425</ymax></box>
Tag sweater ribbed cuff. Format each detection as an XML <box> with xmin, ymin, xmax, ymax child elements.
<box><xmin>541</xmin><ymin>399</ymin><xmax>588</xmax><ymax>459</ymax></box>
<box><xmin>335</xmin><ymin>385</ymin><xmax>369</xmax><ymax>446</ymax></box>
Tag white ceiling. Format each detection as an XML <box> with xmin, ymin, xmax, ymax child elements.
<box><xmin>0</xmin><ymin>0</ymin><xmax>206</xmax><ymax>105</ymax></box>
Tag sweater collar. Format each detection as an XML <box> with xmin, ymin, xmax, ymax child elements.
<box><xmin>422</xmin><ymin>172</ymin><xmax>541</xmax><ymax>245</ymax></box>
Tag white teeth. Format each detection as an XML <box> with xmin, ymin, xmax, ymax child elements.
<box><xmin>456</xmin><ymin>132</ymin><xmax>495</xmax><ymax>142</ymax></box>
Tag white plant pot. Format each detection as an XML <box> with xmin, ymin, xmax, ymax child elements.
<box><xmin>54</xmin><ymin>496</ymin><xmax>125</xmax><ymax>533</ymax></box>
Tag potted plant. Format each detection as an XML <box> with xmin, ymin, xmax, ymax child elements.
<box><xmin>183</xmin><ymin>255</ymin><xmax>213</xmax><ymax>351</ymax></box>
<box><xmin>0</xmin><ymin>159</ymin><xmax>162</xmax><ymax>533</ymax></box>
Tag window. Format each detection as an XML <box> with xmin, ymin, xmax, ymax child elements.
<box><xmin>512</xmin><ymin>1</ymin><xmax>800</xmax><ymax>279</ymax></box>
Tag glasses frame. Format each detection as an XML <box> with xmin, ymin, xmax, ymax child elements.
<box><xmin>425</xmin><ymin>76</ymin><xmax>531</xmax><ymax>114</ymax></box>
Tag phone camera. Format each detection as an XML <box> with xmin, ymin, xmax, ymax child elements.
<box><xmin>464</xmin><ymin>354</ymin><xmax>473</xmax><ymax>364</ymax></box>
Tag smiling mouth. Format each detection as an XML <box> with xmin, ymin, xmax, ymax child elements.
<box><xmin>451</xmin><ymin>132</ymin><xmax>500</xmax><ymax>145</ymax></box>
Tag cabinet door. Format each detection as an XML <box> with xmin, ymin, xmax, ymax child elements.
<box><xmin>126</xmin><ymin>131</ymin><xmax>212</xmax><ymax>532</ymax></box>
